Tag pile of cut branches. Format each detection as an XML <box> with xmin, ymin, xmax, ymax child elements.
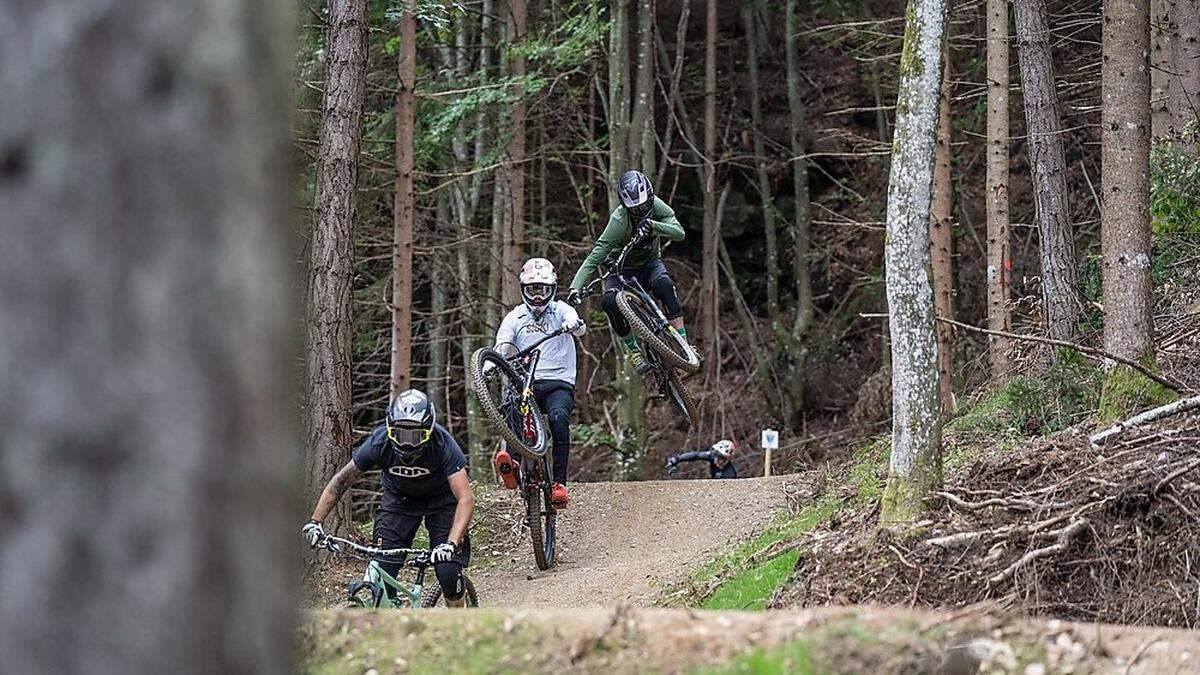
<box><xmin>774</xmin><ymin>412</ymin><xmax>1200</xmax><ymax>628</ymax></box>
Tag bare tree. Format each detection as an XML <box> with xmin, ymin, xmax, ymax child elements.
<box><xmin>1100</xmin><ymin>0</ymin><xmax>1155</xmax><ymax>389</ymax></box>
<box><xmin>931</xmin><ymin>53</ymin><xmax>955</xmax><ymax>413</ymax></box>
<box><xmin>785</xmin><ymin>0</ymin><xmax>815</xmax><ymax>420</ymax></box>
<box><xmin>0</xmin><ymin>1</ymin><xmax>296</xmax><ymax>671</ymax></box>
<box><xmin>1014</xmin><ymin>0</ymin><xmax>1082</xmax><ymax>341</ymax></box>
<box><xmin>392</xmin><ymin>0</ymin><xmax>417</xmax><ymax>395</ymax></box>
<box><xmin>744</xmin><ymin>4</ymin><xmax>780</xmax><ymax>324</ymax></box>
<box><xmin>985</xmin><ymin>0</ymin><xmax>1012</xmax><ymax>377</ymax></box>
<box><xmin>307</xmin><ymin>0</ymin><xmax>369</xmax><ymax>539</ymax></box>
<box><xmin>700</xmin><ymin>0</ymin><xmax>719</xmax><ymax>367</ymax></box>
<box><xmin>630</xmin><ymin>0</ymin><xmax>657</xmax><ymax>171</ymax></box>
<box><xmin>1168</xmin><ymin>0</ymin><xmax>1200</xmax><ymax>150</ymax></box>
<box><xmin>882</xmin><ymin>0</ymin><xmax>947</xmax><ymax>526</ymax></box>
<box><xmin>501</xmin><ymin>0</ymin><xmax>527</xmax><ymax>306</ymax></box>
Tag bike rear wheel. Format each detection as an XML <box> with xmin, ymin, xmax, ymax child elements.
<box><xmin>615</xmin><ymin>290</ymin><xmax>700</xmax><ymax>373</ymax></box>
<box><xmin>663</xmin><ymin>369</ymin><xmax>698</xmax><ymax>427</ymax></box>
<box><xmin>470</xmin><ymin>347</ymin><xmax>550</xmax><ymax>459</ymax></box>
<box><xmin>419</xmin><ymin>575</ymin><xmax>479</xmax><ymax>608</ymax></box>
<box><xmin>524</xmin><ymin>456</ymin><xmax>556</xmax><ymax>570</ymax></box>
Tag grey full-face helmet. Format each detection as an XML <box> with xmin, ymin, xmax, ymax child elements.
<box><xmin>386</xmin><ymin>389</ymin><xmax>436</xmax><ymax>461</ymax></box>
<box><xmin>617</xmin><ymin>170</ymin><xmax>654</xmax><ymax>220</ymax></box>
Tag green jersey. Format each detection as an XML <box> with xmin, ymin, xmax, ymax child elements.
<box><xmin>569</xmin><ymin>197</ymin><xmax>685</xmax><ymax>290</ymax></box>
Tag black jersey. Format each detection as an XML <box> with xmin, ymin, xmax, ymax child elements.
<box><xmin>352</xmin><ymin>423</ymin><xmax>468</xmax><ymax>514</ymax></box>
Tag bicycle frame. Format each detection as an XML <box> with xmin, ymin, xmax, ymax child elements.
<box><xmin>321</xmin><ymin>537</ymin><xmax>434</xmax><ymax>609</ymax></box>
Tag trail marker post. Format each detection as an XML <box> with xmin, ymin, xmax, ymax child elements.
<box><xmin>761</xmin><ymin>429</ymin><xmax>779</xmax><ymax>477</ymax></box>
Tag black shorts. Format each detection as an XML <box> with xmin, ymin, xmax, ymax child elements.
<box><xmin>374</xmin><ymin>507</ymin><xmax>471</xmax><ymax>567</ymax></box>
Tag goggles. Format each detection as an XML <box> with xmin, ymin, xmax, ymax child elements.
<box><xmin>523</xmin><ymin>283</ymin><xmax>553</xmax><ymax>304</ymax></box>
<box><xmin>626</xmin><ymin>200</ymin><xmax>653</xmax><ymax>220</ymax></box>
<box><xmin>388</xmin><ymin>424</ymin><xmax>432</xmax><ymax>448</ymax></box>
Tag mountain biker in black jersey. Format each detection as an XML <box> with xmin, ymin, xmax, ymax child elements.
<box><xmin>491</xmin><ymin>257</ymin><xmax>586</xmax><ymax>509</ymax></box>
<box><xmin>302</xmin><ymin>389</ymin><xmax>475</xmax><ymax>607</ymax></box>
<box><xmin>665</xmin><ymin>439</ymin><xmax>739</xmax><ymax>479</ymax></box>
<box><xmin>566</xmin><ymin>170</ymin><xmax>689</xmax><ymax>374</ymax></box>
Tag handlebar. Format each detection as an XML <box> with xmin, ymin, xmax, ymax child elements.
<box><xmin>512</xmin><ymin>325</ymin><xmax>572</xmax><ymax>360</ymax></box>
<box><xmin>575</xmin><ymin>227</ymin><xmax>651</xmax><ymax>302</ymax></box>
<box><xmin>320</xmin><ymin>535</ymin><xmax>430</xmax><ymax>563</ymax></box>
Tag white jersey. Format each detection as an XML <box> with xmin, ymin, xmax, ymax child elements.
<box><xmin>494</xmin><ymin>301</ymin><xmax>585</xmax><ymax>385</ymax></box>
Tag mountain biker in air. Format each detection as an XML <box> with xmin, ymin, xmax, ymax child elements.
<box><xmin>665</xmin><ymin>439</ymin><xmax>739</xmax><ymax>479</ymax></box>
<box><xmin>565</xmin><ymin>170</ymin><xmax>688</xmax><ymax>374</ymax></box>
<box><xmin>302</xmin><ymin>389</ymin><xmax>475</xmax><ymax>608</ymax></box>
<box><xmin>491</xmin><ymin>257</ymin><xmax>586</xmax><ymax>509</ymax></box>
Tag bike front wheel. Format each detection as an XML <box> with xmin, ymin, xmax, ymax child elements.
<box><xmin>470</xmin><ymin>348</ymin><xmax>550</xmax><ymax>459</ymax></box>
<box><xmin>419</xmin><ymin>575</ymin><xmax>480</xmax><ymax>608</ymax></box>
<box><xmin>615</xmin><ymin>290</ymin><xmax>700</xmax><ymax>373</ymax></box>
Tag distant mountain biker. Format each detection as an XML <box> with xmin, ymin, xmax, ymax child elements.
<box><xmin>566</xmin><ymin>170</ymin><xmax>688</xmax><ymax>374</ymax></box>
<box><xmin>665</xmin><ymin>439</ymin><xmax>739</xmax><ymax>479</ymax></box>
<box><xmin>302</xmin><ymin>389</ymin><xmax>475</xmax><ymax>608</ymax></box>
<box><xmin>491</xmin><ymin>257</ymin><xmax>586</xmax><ymax>509</ymax></box>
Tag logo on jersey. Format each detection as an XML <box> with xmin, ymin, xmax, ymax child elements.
<box><xmin>388</xmin><ymin>465</ymin><xmax>431</xmax><ymax>479</ymax></box>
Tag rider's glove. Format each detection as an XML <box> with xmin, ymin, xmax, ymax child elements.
<box><xmin>430</xmin><ymin>542</ymin><xmax>457</xmax><ymax>563</ymax></box>
<box><xmin>665</xmin><ymin>457</ymin><xmax>679</xmax><ymax>475</ymax></box>
<box><xmin>635</xmin><ymin>220</ymin><xmax>654</xmax><ymax>241</ymax></box>
<box><xmin>302</xmin><ymin>520</ymin><xmax>325</xmax><ymax>548</ymax></box>
<box><xmin>481</xmin><ymin>359</ymin><xmax>498</xmax><ymax>376</ymax></box>
<box><xmin>563</xmin><ymin>318</ymin><xmax>585</xmax><ymax>336</ymax></box>
<box><xmin>565</xmin><ymin>288</ymin><xmax>583</xmax><ymax>307</ymax></box>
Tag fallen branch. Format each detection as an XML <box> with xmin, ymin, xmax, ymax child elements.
<box><xmin>935</xmin><ymin>316</ymin><xmax>1191</xmax><ymax>394</ymax></box>
<box><xmin>988</xmin><ymin>519</ymin><xmax>1089</xmax><ymax>584</ymax></box>
<box><xmin>925</xmin><ymin>530</ymin><xmax>985</xmax><ymax>551</ymax></box>
<box><xmin>1153</xmin><ymin>458</ymin><xmax>1200</xmax><ymax>495</ymax></box>
<box><xmin>1089</xmin><ymin>395</ymin><xmax>1200</xmax><ymax>447</ymax></box>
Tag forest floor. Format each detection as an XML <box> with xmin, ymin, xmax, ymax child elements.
<box><xmin>301</xmin><ymin>604</ymin><xmax>1200</xmax><ymax>673</ymax></box>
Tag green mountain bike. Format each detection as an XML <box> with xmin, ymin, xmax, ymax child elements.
<box><xmin>318</xmin><ymin>534</ymin><xmax>479</xmax><ymax>608</ymax></box>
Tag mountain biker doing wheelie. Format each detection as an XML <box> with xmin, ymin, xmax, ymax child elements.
<box><xmin>665</xmin><ymin>439</ymin><xmax>739</xmax><ymax>479</ymax></box>
<box><xmin>302</xmin><ymin>389</ymin><xmax>475</xmax><ymax>608</ymax></box>
<box><xmin>492</xmin><ymin>257</ymin><xmax>585</xmax><ymax>509</ymax></box>
<box><xmin>566</xmin><ymin>170</ymin><xmax>688</xmax><ymax>374</ymax></box>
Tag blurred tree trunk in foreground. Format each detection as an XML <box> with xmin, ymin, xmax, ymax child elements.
<box><xmin>0</xmin><ymin>1</ymin><xmax>297</xmax><ymax>672</ymax></box>
<box><xmin>307</xmin><ymin>0</ymin><xmax>368</xmax><ymax>545</ymax></box>
<box><xmin>881</xmin><ymin>0</ymin><xmax>947</xmax><ymax>527</ymax></box>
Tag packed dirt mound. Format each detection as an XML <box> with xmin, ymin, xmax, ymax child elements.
<box><xmin>773</xmin><ymin>411</ymin><xmax>1200</xmax><ymax>628</ymax></box>
<box><xmin>301</xmin><ymin>605</ymin><xmax>1200</xmax><ymax>674</ymax></box>
<box><xmin>474</xmin><ymin>475</ymin><xmax>798</xmax><ymax>607</ymax></box>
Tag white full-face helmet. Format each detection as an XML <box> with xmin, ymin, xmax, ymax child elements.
<box><xmin>520</xmin><ymin>257</ymin><xmax>557</xmax><ymax>316</ymax></box>
<box><xmin>712</xmin><ymin>439</ymin><xmax>737</xmax><ymax>460</ymax></box>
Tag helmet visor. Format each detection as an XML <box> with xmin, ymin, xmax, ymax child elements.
<box><xmin>388</xmin><ymin>424</ymin><xmax>432</xmax><ymax>448</ymax></box>
<box><xmin>523</xmin><ymin>282</ymin><xmax>554</xmax><ymax>306</ymax></box>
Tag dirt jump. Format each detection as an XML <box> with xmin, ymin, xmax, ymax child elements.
<box><xmin>474</xmin><ymin>474</ymin><xmax>798</xmax><ymax>607</ymax></box>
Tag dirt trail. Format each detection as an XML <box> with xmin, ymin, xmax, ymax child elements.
<box><xmin>474</xmin><ymin>475</ymin><xmax>797</xmax><ymax>607</ymax></box>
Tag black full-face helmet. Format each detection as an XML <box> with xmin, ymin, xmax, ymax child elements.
<box><xmin>386</xmin><ymin>389</ymin><xmax>436</xmax><ymax>460</ymax></box>
<box><xmin>617</xmin><ymin>170</ymin><xmax>654</xmax><ymax>220</ymax></box>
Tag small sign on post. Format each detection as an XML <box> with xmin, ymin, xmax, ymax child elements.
<box><xmin>761</xmin><ymin>429</ymin><xmax>779</xmax><ymax>477</ymax></box>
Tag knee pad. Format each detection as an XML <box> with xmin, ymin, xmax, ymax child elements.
<box><xmin>548</xmin><ymin>409</ymin><xmax>569</xmax><ymax>426</ymax></box>
<box><xmin>601</xmin><ymin>290</ymin><xmax>620</xmax><ymax>316</ymax></box>
<box><xmin>434</xmin><ymin>561</ymin><xmax>465</xmax><ymax>600</ymax></box>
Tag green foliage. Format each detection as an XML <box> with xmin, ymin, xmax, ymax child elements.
<box><xmin>947</xmin><ymin>349</ymin><xmax>1101</xmax><ymax>442</ymax></box>
<box><xmin>513</xmin><ymin>3</ymin><xmax>607</xmax><ymax>70</ymax></box>
<box><xmin>702</xmin><ymin>550</ymin><xmax>802</xmax><ymax>611</ymax></box>
<box><xmin>1097</xmin><ymin>361</ymin><xmax>1175</xmax><ymax>425</ymax></box>
<box><xmin>1151</xmin><ymin>139</ymin><xmax>1200</xmax><ymax>237</ymax></box>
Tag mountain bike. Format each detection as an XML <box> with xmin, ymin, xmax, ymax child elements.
<box><xmin>575</xmin><ymin>230</ymin><xmax>700</xmax><ymax>426</ymax></box>
<box><xmin>318</xmin><ymin>534</ymin><xmax>479</xmax><ymax>609</ymax></box>
<box><xmin>470</xmin><ymin>326</ymin><xmax>567</xmax><ymax>570</ymax></box>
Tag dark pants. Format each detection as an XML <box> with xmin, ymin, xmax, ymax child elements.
<box><xmin>601</xmin><ymin>258</ymin><xmax>683</xmax><ymax>337</ymax></box>
<box><xmin>373</xmin><ymin>506</ymin><xmax>471</xmax><ymax>601</ymax></box>
<box><xmin>533</xmin><ymin>379</ymin><xmax>574</xmax><ymax>484</ymax></box>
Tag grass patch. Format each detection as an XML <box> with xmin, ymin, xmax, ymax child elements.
<box><xmin>702</xmin><ymin>549</ymin><xmax>802</xmax><ymax>610</ymax></box>
<box><xmin>697</xmin><ymin>638</ymin><xmax>819</xmax><ymax>675</ymax></box>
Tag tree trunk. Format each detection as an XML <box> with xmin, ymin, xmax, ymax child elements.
<box><xmin>428</xmin><ymin>194</ymin><xmax>450</xmax><ymax>408</ymax></box>
<box><xmin>985</xmin><ymin>0</ymin><xmax>1012</xmax><ymax>378</ymax></box>
<box><xmin>1014</xmin><ymin>0</ymin><xmax>1082</xmax><ymax>343</ymax></box>
<box><xmin>1168</xmin><ymin>0</ymin><xmax>1200</xmax><ymax>150</ymax></box>
<box><xmin>744</xmin><ymin>5</ymin><xmax>781</xmax><ymax>325</ymax></box>
<box><xmin>502</xmin><ymin>0</ymin><xmax>527</xmax><ymax>306</ymax></box>
<box><xmin>630</xmin><ymin>0</ymin><xmax>656</xmax><ymax>171</ymax></box>
<box><xmin>1101</xmin><ymin>0</ymin><xmax>1154</xmax><ymax>360</ymax></box>
<box><xmin>881</xmin><ymin>0</ymin><xmax>947</xmax><ymax>527</ymax></box>
<box><xmin>307</xmin><ymin>0</ymin><xmax>369</xmax><ymax>540</ymax></box>
<box><xmin>700</xmin><ymin>0</ymin><xmax>719</xmax><ymax>365</ymax></box>
<box><xmin>930</xmin><ymin>53</ymin><xmax>955</xmax><ymax>414</ymax></box>
<box><xmin>1151</xmin><ymin>0</ymin><xmax>1174</xmax><ymax>138</ymax></box>
<box><xmin>785</xmin><ymin>0</ymin><xmax>814</xmax><ymax>421</ymax></box>
<box><xmin>0</xmin><ymin>1</ymin><xmax>296</xmax><ymax>671</ymax></box>
<box><xmin>392</xmin><ymin>0</ymin><xmax>416</xmax><ymax>395</ymax></box>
